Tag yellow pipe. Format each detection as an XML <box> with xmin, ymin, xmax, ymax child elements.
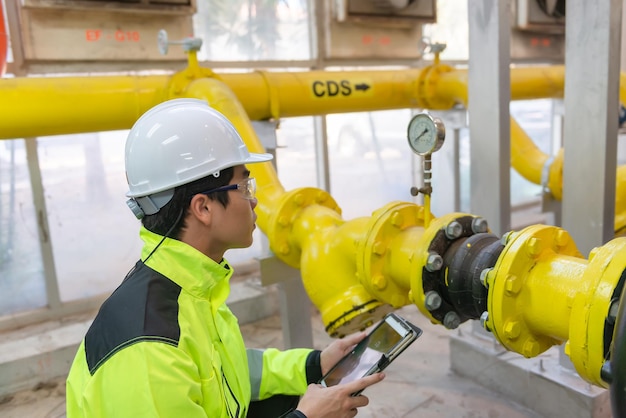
<box><xmin>485</xmin><ymin>224</ymin><xmax>626</xmax><ymax>386</ymax></box>
<box><xmin>0</xmin><ymin>76</ymin><xmax>168</xmax><ymax>138</ymax></box>
<box><xmin>0</xmin><ymin>64</ymin><xmax>624</xmax><ymax>233</ymax></box>
<box><xmin>487</xmin><ymin>226</ymin><xmax>583</xmax><ymax>356</ymax></box>
<box><xmin>183</xmin><ymin>77</ymin><xmax>285</xmax><ymax>231</ymax></box>
<box><xmin>222</xmin><ymin>69</ymin><xmax>430</xmax><ymax>119</ymax></box>
<box><xmin>0</xmin><ymin>69</ymin><xmax>439</xmax><ymax>140</ymax></box>
<box><xmin>437</xmin><ymin>67</ymin><xmax>555</xmax><ymax>187</ymax></box>
<box><xmin>183</xmin><ymin>76</ymin><xmax>400</xmax><ymax>336</ymax></box>
<box><xmin>510</xmin><ymin>117</ymin><xmax>549</xmax><ymax>185</ymax></box>
<box><xmin>437</xmin><ymin>65</ymin><xmax>626</xmax><ymax>233</ymax></box>
<box><xmin>356</xmin><ymin>202</ymin><xmax>429</xmax><ymax>309</ymax></box>
<box><xmin>387</xmin><ymin>226</ymin><xmax>423</xmax><ymax>293</ymax></box>
<box><xmin>616</xmin><ymin>166</ymin><xmax>626</xmax><ymax>235</ymax></box>
<box><xmin>293</xmin><ymin>207</ymin><xmax>393</xmax><ymax>337</ymax></box>
<box><xmin>0</xmin><ymin>61</ymin><xmax>623</xmax><ymax>235</ymax></box>
<box><xmin>3</xmin><ymin>65</ymin><xmax>626</xmax><ymax>387</ymax></box>
<box><xmin>520</xmin><ymin>254</ymin><xmax>587</xmax><ymax>342</ymax></box>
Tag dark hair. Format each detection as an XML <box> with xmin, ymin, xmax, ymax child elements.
<box><xmin>142</xmin><ymin>167</ymin><xmax>235</xmax><ymax>240</ymax></box>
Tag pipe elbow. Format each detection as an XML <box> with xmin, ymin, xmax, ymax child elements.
<box><xmin>298</xmin><ymin>214</ymin><xmax>393</xmax><ymax>338</ymax></box>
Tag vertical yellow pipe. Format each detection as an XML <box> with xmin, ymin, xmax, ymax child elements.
<box><xmin>423</xmin><ymin>194</ymin><xmax>432</xmax><ymax>228</ymax></box>
<box><xmin>616</xmin><ymin>165</ymin><xmax>626</xmax><ymax>234</ymax></box>
<box><xmin>183</xmin><ymin>78</ymin><xmax>285</xmax><ymax>232</ymax></box>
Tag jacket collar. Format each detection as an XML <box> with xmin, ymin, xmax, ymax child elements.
<box><xmin>139</xmin><ymin>227</ymin><xmax>233</xmax><ymax>301</ymax></box>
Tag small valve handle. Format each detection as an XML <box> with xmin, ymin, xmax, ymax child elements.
<box><xmin>420</xmin><ymin>37</ymin><xmax>447</xmax><ymax>55</ymax></box>
<box><xmin>157</xmin><ymin>29</ymin><xmax>203</xmax><ymax>55</ymax></box>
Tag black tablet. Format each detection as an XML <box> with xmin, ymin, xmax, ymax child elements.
<box><xmin>319</xmin><ymin>312</ymin><xmax>422</xmax><ymax>395</ymax></box>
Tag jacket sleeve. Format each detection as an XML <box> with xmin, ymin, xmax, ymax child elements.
<box><xmin>68</xmin><ymin>341</ymin><xmax>209</xmax><ymax>418</ymax></box>
<box><xmin>285</xmin><ymin>410</ymin><xmax>308</xmax><ymax>418</ymax></box>
<box><xmin>247</xmin><ymin>348</ymin><xmax>321</xmax><ymax>401</ymax></box>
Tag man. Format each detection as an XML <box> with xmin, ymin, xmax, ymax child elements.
<box><xmin>66</xmin><ymin>98</ymin><xmax>384</xmax><ymax>418</ymax></box>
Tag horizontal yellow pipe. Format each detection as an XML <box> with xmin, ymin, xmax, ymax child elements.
<box><xmin>0</xmin><ymin>76</ymin><xmax>168</xmax><ymax>138</ymax></box>
<box><xmin>0</xmin><ymin>69</ymin><xmax>432</xmax><ymax>140</ymax></box>
<box><xmin>222</xmin><ymin>69</ymin><xmax>427</xmax><ymax>119</ymax></box>
<box><xmin>488</xmin><ymin>225</ymin><xmax>626</xmax><ymax>386</ymax></box>
<box><xmin>1</xmin><ymin>65</ymin><xmax>625</xmax><ymax>233</ymax></box>
<box><xmin>436</xmin><ymin>65</ymin><xmax>566</xmax><ymax>105</ymax></box>
<box><xmin>521</xmin><ymin>254</ymin><xmax>587</xmax><ymax>342</ymax></box>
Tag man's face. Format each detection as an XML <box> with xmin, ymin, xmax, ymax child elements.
<box><xmin>210</xmin><ymin>165</ymin><xmax>258</xmax><ymax>251</ymax></box>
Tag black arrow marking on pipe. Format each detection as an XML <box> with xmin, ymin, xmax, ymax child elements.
<box><xmin>355</xmin><ymin>83</ymin><xmax>370</xmax><ymax>92</ymax></box>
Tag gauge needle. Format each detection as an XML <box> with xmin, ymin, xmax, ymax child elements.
<box><xmin>417</xmin><ymin>128</ymin><xmax>428</xmax><ymax>139</ymax></box>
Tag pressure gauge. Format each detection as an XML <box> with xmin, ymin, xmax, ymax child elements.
<box><xmin>407</xmin><ymin>113</ymin><xmax>445</xmax><ymax>156</ymax></box>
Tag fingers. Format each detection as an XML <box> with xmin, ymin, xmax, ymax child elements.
<box><xmin>350</xmin><ymin>394</ymin><xmax>370</xmax><ymax>408</ymax></box>
<box><xmin>340</xmin><ymin>331</ymin><xmax>367</xmax><ymax>347</ymax></box>
<box><xmin>343</xmin><ymin>371</ymin><xmax>385</xmax><ymax>394</ymax></box>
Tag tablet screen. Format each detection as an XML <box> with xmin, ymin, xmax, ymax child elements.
<box><xmin>321</xmin><ymin>319</ymin><xmax>406</xmax><ymax>386</ymax></box>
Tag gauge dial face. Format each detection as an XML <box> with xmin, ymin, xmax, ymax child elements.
<box><xmin>407</xmin><ymin>113</ymin><xmax>445</xmax><ymax>156</ymax></box>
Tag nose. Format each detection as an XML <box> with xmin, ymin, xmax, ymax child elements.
<box><xmin>249</xmin><ymin>198</ymin><xmax>258</xmax><ymax>210</ymax></box>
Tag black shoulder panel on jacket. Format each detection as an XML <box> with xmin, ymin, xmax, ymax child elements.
<box><xmin>85</xmin><ymin>261</ymin><xmax>182</xmax><ymax>375</ymax></box>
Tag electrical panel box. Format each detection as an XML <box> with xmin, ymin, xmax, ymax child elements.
<box><xmin>511</xmin><ymin>0</ymin><xmax>565</xmax><ymax>62</ymax></box>
<box><xmin>515</xmin><ymin>0</ymin><xmax>565</xmax><ymax>34</ymax></box>
<box><xmin>335</xmin><ymin>0</ymin><xmax>437</xmax><ymax>27</ymax></box>
<box><xmin>325</xmin><ymin>0</ymin><xmax>436</xmax><ymax>60</ymax></box>
<box><xmin>8</xmin><ymin>0</ymin><xmax>195</xmax><ymax>70</ymax></box>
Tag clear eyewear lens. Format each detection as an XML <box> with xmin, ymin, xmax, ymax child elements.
<box><xmin>200</xmin><ymin>178</ymin><xmax>256</xmax><ymax>199</ymax></box>
<box><xmin>239</xmin><ymin>178</ymin><xmax>256</xmax><ymax>200</ymax></box>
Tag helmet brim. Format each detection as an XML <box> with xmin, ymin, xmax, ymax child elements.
<box><xmin>245</xmin><ymin>152</ymin><xmax>274</xmax><ymax>163</ymax></box>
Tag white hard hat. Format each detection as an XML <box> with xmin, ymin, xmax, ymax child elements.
<box><xmin>125</xmin><ymin>98</ymin><xmax>272</xmax><ymax>218</ymax></box>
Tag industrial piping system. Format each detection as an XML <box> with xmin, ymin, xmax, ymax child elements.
<box><xmin>1</xmin><ymin>61</ymin><xmax>625</xmax><ymax>233</ymax></box>
<box><xmin>186</xmin><ymin>75</ymin><xmax>626</xmax><ymax>412</ymax></box>
<box><xmin>0</xmin><ymin>40</ymin><xmax>625</xmax><ymax>411</ymax></box>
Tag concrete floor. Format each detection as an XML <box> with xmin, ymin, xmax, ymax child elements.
<box><xmin>0</xmin><ymin>305</ymin><xmax>542</xmax><ymax>418</ymax></box>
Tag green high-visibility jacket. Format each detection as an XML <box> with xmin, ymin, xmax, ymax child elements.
<box><xmin>66</xmin><ymin>227</ymin><xmax>317</xmax><ymax>417</ymax></box>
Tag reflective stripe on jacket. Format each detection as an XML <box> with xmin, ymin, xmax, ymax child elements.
<box><xmin>66</xmin><ymin>227</ymin><xmax>313</xmax><ymax>417</ymax></box>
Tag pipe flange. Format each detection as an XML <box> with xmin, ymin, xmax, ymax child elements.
<box><xmin>486</xmin><ymin>225</ymin><xmax>581</xmax><ymax>357</ymax></box>
<box><xmin>416</xmin><ymin>63</ymin><xmax>457</xmax><ymax>110</ymax></box>
<box><xmin>570</xmin><ymin>238</ymin><xmax>626</xmax><ymax>387</ymax></box>
<box><xmin>409</xmin><ymin>213</ymin><xmax>480</xmax><ymax>325</ymax></box>
<box><xmin>266</xmin><ymin>187</ymin><xmax>341</xmax><ymax>268</ymax></box>
<box><xmin>357</xmin><ymin>201</ymin><xmax>425</xmax><ymax>307</ymax></box>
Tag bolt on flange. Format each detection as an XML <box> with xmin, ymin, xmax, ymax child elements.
<box><xmin>445</xmin><ymin>221</ymin><xmax>463</xmax><ymax>240</ymax></box>
<box><xmin>443</xmin><ymin>311</ymin><xmax>460</xmax><ymax>329</ymax></box>
<box><xmin>424</xmin><ymin>290</ymin><xmax>442</xmax><ymax>311</ymax></box>
<box><xmin>425</xmin><ymin>252</ymin><xmax>443</xmax><ymax>272</ymax></box>
<box><xmin>471</xmin><ymin>217</ymin><xmax>488</xmax><ymax>233</ymax></box>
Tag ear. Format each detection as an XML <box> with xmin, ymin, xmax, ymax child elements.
<box><xmin>188</xmin><ymin>194</ymin><xmax>213</xmax><ymax>226</ymax></box>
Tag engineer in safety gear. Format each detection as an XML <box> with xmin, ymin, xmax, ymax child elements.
<box><xmin>65</xmin><ymin>98</ymin><xmax>384</xmax><ymax>418</ymax></box>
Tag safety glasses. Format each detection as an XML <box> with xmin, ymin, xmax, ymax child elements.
<box><xmin>200</xmin><ymin>177</ymin><xmax>256</xmax><ymax>200</ymax></box>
